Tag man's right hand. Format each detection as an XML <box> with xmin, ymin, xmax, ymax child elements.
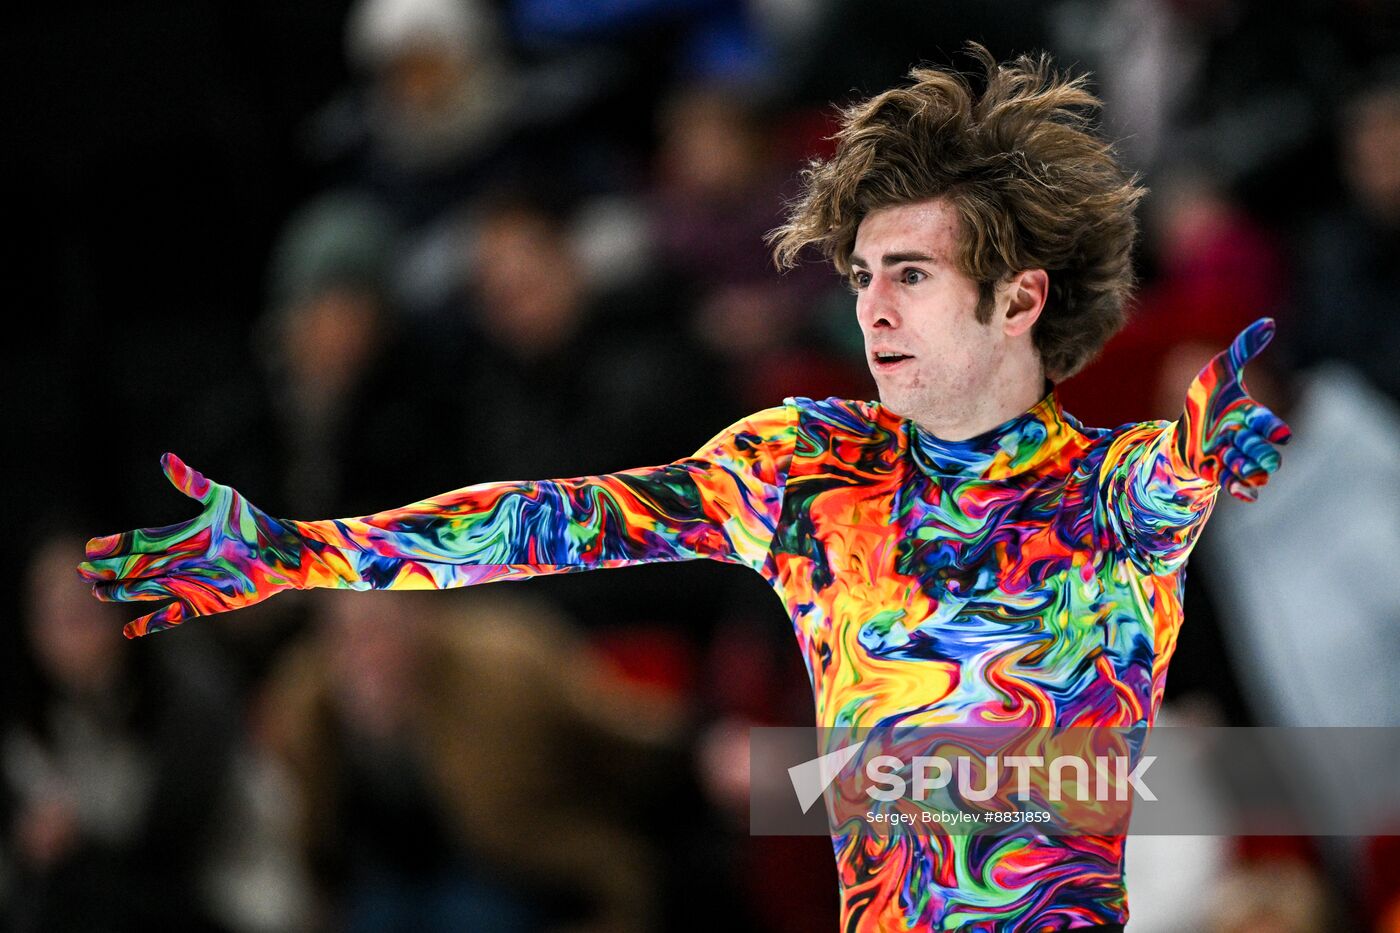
<box><xmin>77</xmin><ymin>453</ymin><xmax>307</xmax><ymax>638</ymax></box>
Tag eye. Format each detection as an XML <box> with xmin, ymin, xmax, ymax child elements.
<box><xmin>901</xmin><ymin>268</ymin><xmax>926</xmax><ymax>285</ymax></box>
<box><xmin>848</xmin><ymin>270</ymin><xmax>872</xmax><ymax>292</ymax></box>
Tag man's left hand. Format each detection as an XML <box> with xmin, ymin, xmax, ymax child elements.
<box><xmin>1177</xmin><ymin>316</ymin><xmax>1292</xmax><ymax>502</ymax></box>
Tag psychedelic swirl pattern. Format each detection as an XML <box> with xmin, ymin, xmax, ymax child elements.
<box><xmin>81</xmin><ymin>319</ymin><xmax>1289</xmax><ymax>931</ymax></box>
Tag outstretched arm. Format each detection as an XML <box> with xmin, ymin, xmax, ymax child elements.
<box><xmin>79</xmin><ymin>404</ymin><xmax>796</xmax><ymax>637</ymax></box>
<box><xmin>1096</xmin><ymin>317</ymin><xmax>1292</xmax><ymax>575</ymax></box>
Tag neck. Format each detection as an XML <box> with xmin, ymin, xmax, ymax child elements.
<box><xmin>906</xmin><ymin>358</ymin><xmax>1049</xmax><ymax>442</ymax></box>
<box><xmin>902</xmin><ymin>375</ymin><xmax>1070</xmax><ymax>482</ymax></box>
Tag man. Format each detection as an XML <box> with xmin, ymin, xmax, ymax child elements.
<box><xmin>79</xmin><ymin>45</ymin><xmax>1289</xmax><ymax>932</ymax></box>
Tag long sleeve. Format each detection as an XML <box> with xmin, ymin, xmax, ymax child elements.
<box><xmin>285</xmin><ymin>403</ymin><xmax>797</xmax><ymax>592</ymax></box>
<box><xmin>1094</xmin><ymin>418</ymin><xmax>1221</xmax><ymax>576</ymax></box>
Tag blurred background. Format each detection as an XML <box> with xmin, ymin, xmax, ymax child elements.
<box><xmin>5</xmin><ymin>0</ymin><xmax>1399</xmax><ymax>930</ymax></box>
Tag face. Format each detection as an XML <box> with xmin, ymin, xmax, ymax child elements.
<box><xmin>475</xmin><ymin>208</ymin><xmax>584</xmax><ymax>357</ymax></box>
<box><xmin>1346</xmin><ymin>93</ymin><xmax>1400</xmax><ymax>222</ymax></box>
<box><xmin>849</xmin><ymin>197</ymin><xmax>1007</xmax><ymax>424</ymax></box>
<box><xmin>29</xmin><ymin>537</ymin><xmax>122</xmax><ymax>691</ymax></box>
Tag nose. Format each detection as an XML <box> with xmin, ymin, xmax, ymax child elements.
<box><xmin>857</xmin><ymin>275</ymin><xmax>901</xmax><ymax>330</ymax></box>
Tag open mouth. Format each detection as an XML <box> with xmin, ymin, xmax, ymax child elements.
<box><xmin>872</xmin><ymin>352</ymin><xmax>914</xmax><ymax>370</ymax></box>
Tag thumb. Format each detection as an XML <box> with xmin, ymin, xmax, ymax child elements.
<box><xmin>1218</xmin><ymin>316</ymin><xmax>1276</xmax><ymax>381</ymax></box>
<box><xmin>124</xmin><ymin>600</ymin><xmax>192</xmax><ymax>639</ymax></box>
<box><xmin>160</xmin><ymin>452</ymin><xmax>214</xmax><ymax>504</ymax></box>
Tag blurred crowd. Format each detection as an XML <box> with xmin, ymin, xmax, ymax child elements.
<box><xmin>6</xmin><ymin>0</ymin><xmax>1400</xmax><ymax>930</ymax></box>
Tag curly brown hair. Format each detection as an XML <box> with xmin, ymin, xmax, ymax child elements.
<box><xmin>767</xmin><ymin>43</ymin><xmax>1146</xmax><ymax>381</ymax></box>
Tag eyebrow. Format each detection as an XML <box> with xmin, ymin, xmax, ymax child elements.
<box><xmin>848</xmin><ymin>251</ymin><xmax>937</xmax><ymax>269</ymax></box>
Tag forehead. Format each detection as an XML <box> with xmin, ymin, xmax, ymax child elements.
<box><xmin>851</xmin><ymin>197</ymin><xmax>961</xmax><ymax>261</ymax></box>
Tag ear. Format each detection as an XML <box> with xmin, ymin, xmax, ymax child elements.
<box><xmin>1002</xmin><ymin>268</ymin><xmax>1048</xmax><ymax>337</ymax></box>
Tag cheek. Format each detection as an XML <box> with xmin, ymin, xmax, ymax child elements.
<box><xmin>910</xmin><ymin>328</ymin><xmax>987</xmax><ymax>387</ymax></box>
<box><xmin>912</xmin><ymin>317</ymin><xmax>974</xmax><ymax>362</ymax></box>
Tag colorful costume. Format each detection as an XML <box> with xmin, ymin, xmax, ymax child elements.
<box><xmin>81</xmin><ymin>318</ymin><xmax>1289</xmax><ymax>931</ymax></box>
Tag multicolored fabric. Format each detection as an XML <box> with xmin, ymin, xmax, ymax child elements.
<box><xmin>80</xmin><ymin>318</ymin><xmax>1288</xmax><ymax>931</ymax></box>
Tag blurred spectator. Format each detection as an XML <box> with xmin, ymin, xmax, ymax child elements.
<box><xmin>308</xmin><ymin>0</ymin><xmax>646</xmax><ymax>319</ymax></box>
<box><xmin>257</xmin><ymin>192</ymin><xmax>412</xmax><ymax>516</ymax></box>
<box><xmin>255</xmin><ymin>589</ymin><xmax>683</xmax><ymax>933</ymax></box>
<box><xmin>1293</xmin><ymin>72</ymin><xmax>1400</xmax><ymax>405</ymax></box>
<box><xmin>651</xmin><ymin>84</ymin><xmax>787</xmax><ymax>286</ymax></box>
<box><xmin>1052</xmin><ymin>0</ymin><xmax>1372</xmax><ymax>221</ymax></box>
<box><xmin>197</xmin><ymin>191</ymin><xmax>461</xmax><ymax>521</ymax></box>
<box><xmin>414</xmin><ymin>190</ymin><xmax>754</xmax><ymax>636</ymax></box>
<box><xmin>430</xmin><ymin>190</ymin><xmax>734</xmax><ymax>480</ymax></box>
<box><xmin>1060</xmin><ymin>172</ymin><xmax>1289</xmax><ymax>428</ymax></box>
<box><xmin>3</xmin><ymin>534</ymin><xmax>241</xmax><ymax>932</ymax></box>
<box><xmin>185</xmin><ymin>193</ymin><xmax>465</xmax><ymax>700</ymax></box>
<box><xmin>314</xmin><ymin>0</ymin><xmax>529</xmax><ymax>228</ymax></box>
<box><xmin>1047</xmin><ymin>0</ymin><xmax>1203</xmax><ymax>175</ymax></box>
<box><xmin>648</xmin><ymin>83</ymin><xmax>869</xmax><ymax>409</ymax></box>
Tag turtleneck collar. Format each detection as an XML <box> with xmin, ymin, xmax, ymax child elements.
<box><xmin>901</xmin><ymin>380</ymin><xmax>1076</xmax><ymax>481</ymax></box>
